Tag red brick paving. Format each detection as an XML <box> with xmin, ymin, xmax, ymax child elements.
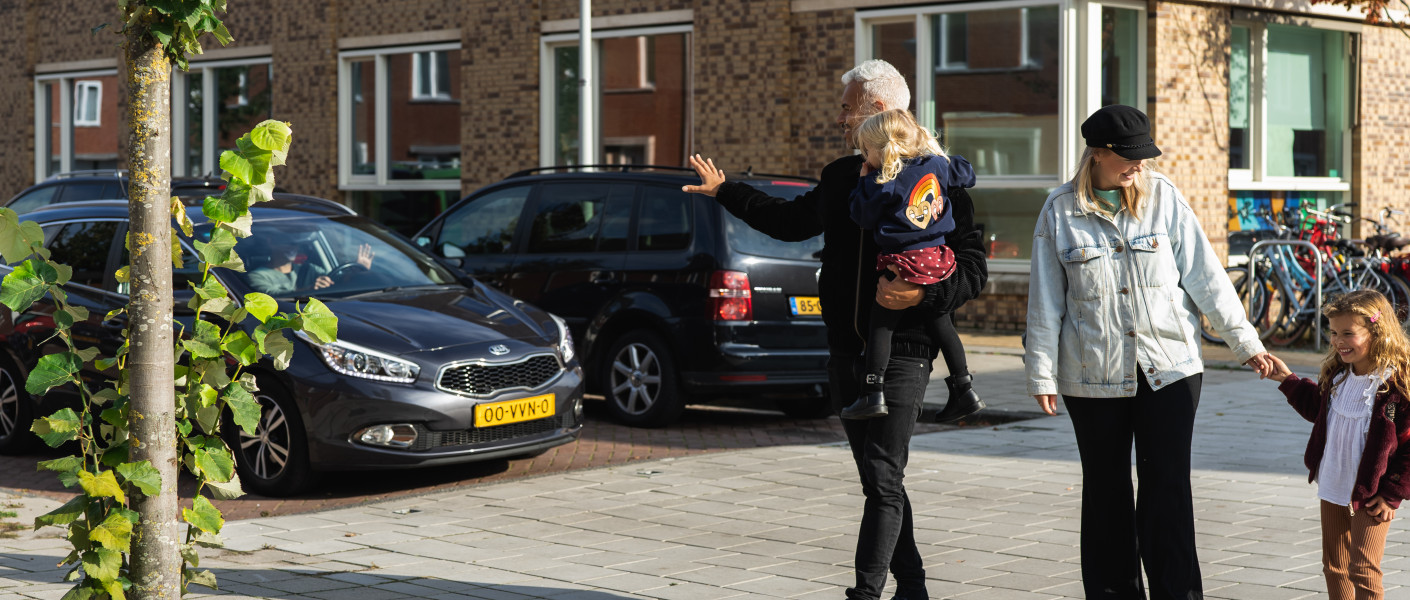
<box><xmin>0</xmin><ymin>402</ymin><xmax>959</xmax><ymax>521</ymax></box>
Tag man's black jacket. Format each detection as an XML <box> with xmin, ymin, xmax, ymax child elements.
<box><xmin>714</xmin><ymin>154</ymin><xmax>988</xmax><ymax>361</ymax></box>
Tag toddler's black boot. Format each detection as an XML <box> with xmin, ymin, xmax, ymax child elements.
<box><xmin>840</xmin><ymin>372</ymin><xmax>888</xmax><ymax>420</ymax></box>
<box><xmin>933</xmin><ymin>372</ymin><xmax>984</xmax><ymax>423</ymax></box>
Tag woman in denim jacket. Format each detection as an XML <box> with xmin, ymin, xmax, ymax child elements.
<box><xmin>1025</xmin><ymin>105</ymin><xmax>1274</xmax><ymax>600</ymax></box>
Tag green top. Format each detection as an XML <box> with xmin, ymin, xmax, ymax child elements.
<box><xmin>1092</xmin><ymin>188</ymin><xmax>1122</xmax><ymax>216</ymax></box>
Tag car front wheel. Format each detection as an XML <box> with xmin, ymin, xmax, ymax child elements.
<box><xmin>228</xmin><ymin>378</ymin><xmax>312</xmax><ymax>496</ymax></box>
<box><xmin>600</xmin><ymin>330</ymin><xmax>684</xmax><ymax>427</ymax></box>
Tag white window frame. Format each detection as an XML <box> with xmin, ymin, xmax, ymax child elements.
<box><xmin>858</xmin><ymin>0</ymin><xmax>1145</xmax><ymax>272</ymax></box>
<box><xmin>539</xmin><ymin>24</ymin><xmax>693</xmax><ymax>167</ymax></box>
<box><xmin>1227</xmin><ymin>19</ymin><xmax>1356</xmax><ymax>193</ymax></box>
<box><xmin>411</xmin><ymin>51</ymin><xmax>451</xmax><ymax>100</ymax></box>
<box><xmin>338</xmin><ymin>42</ymin><xmax>462</xmax><ymax>191</ymax></box>
<box><xmin>172</xmin><ymin>57</ymin><xmax>273</xmax><ymax>177</ymax></box>
<box><xmin>34</xmin><ymin>69</ymin><xmax>119</xmax><ymax>180</ymax></box>
<box><xmin>73</xmin><ymin>81</ymin><xmax>102</xmax><ymax>127</ymax></box>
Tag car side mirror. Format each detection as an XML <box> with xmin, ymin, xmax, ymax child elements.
<box><xmin>439</xmin><ymin>243</ymin><xmax>466</xmax><ymax>259</ymax></box>
<box><xmin>415</xmin><ymin>236</ymin><xmax>431</xmax><ymax>247</ymax></box>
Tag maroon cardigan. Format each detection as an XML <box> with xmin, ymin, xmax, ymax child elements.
<box><xmin>1280</xmin><ymin>373</ymin><xmax>1410</xmax><ymax>511</ymax></box>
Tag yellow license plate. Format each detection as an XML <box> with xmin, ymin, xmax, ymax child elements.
<box><xmin>475</xmin><ymin>393</ymin><xmax>556</xmax><ymax>427</ymax></box>
<box><xmin>790</xmin><ymin>296</ymin><xmax>822</xmax><ymax>316</ymax></box>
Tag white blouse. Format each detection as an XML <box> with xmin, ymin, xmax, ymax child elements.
<box><xmin>1317</xmin><ymin>368</ymin><xmax>1393</xmax><ymax>507</ymax></box>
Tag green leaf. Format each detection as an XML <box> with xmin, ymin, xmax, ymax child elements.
<box><xmin>182</xmin><ymin>495</ymin><xmax>224</xmax><ymax>534</ymax></box>
<box><xmin>219</xmin><ymin>140</ymin><xmax>269</xmax><ymax>186</ymax></box>
<box><xmin>1</xmin><ymin>260</ymin><xmax>51</xmax><ymax>312</ymax></box>
<box><xmin>35</xmin><ymin>495</ymin><xmax>89</xmax><ymax>529</ymax></box>
<box><xmin>91</xmin><ymin>388</ymin><xmax>121</xmax><ymax>407</ymax></box>
<box><xmin>0</xmin><ymin>213</ymin><xmax>47</xmax><ymax>264</ymax></box>
<box><xmin>263</xmin><ymin>331</ymin><xmax>294</xmax><ymax>371</ymax></box>
<box><xmin>31</xmin><ymin>408</ymin><xmax>82</xmax><ymax>447</ymax></box>
<box><xmin>251</xmin><ymin>120</ymin><xmax>293</xmax><ymax>153</ymax></box>
<box><xmin>114</xmin><ymin>265</ymin><xmax>129</xmax><ymax>284</ymax></box>
<box><xmin>116</xmin><ymin>461</ymin><xmax>162</xmax><ymax>496</ymax></box>
<box><xmin>183</xmin><ymin>320</ymin><xmax>223</xmax><ymax>359</ymax></box>
<box><xmin>223</xmin><ymin>330</ymin><xmax>258</xmax><ymax>365</ymax></box>
<box><xmin>192</xmin><ymin>228</ymin><xmax>243</xmax><ymax>271</ymax></box>
<box><xmin>226</xmin><ymin>211</ymin><xmax>254</xmax><ymax>238</ymax></box>
<box><xmin>223</xmin><ymin>383</ymin><xmax>260</xmax><ymax>437</ymax></box>
<box><xmin>188</xmin><ymin>436</ymin><xmax>235</xmax><ymax>483</ymax></box>
<box><xmin>73</xmin><ymin>347</ymin><xmax>100</xmax><ymax>363</ymax></box>
<box><xmin>88</xmin><ymin>512</ymin><xmax>134</xmax><ymax>553</ymax></box>
<box><xmin>27</xmin><ymin>352</ymin><xmax>81</xmax><ymax>395</ymax></box>
<box><xmin>202</xmin><ymin>192</ymin><xmax>248</xmax><ymax>224</ymax></box>
<box><xmin>180</xmin><ymin>542</ymin><xmax>200</xmax><ymax>568</ymax></box>
<box><xmin>191</xmin><ymin>529</ymin><xmax>225</xmax><ymax>548</ymax></box>
<box><xmin>205</xmin><ymin>475</ymin><xmax>244</xmax><ymax>501</ymax></box>
<box><xmin>37</xmin><ymin>455</ymin><xmax>83</xmax><ymax>473</ymax></box>
<box><xmin>77</xmin><ymin>470</ymin><xmax>127</xmax><ymax>504</ymax></box>
<box><xmin>80</xmin><ymin>548</ymin><xmax>122</xmax><ymax>583</ymax></box>
<box><xmin>193</xmin><ymin>358</ymin><xmax>231</xmax><ymax>390</ymax></box>
<box><xmin>187</xmin><ymin>568</ymin><xmax>218</xmax><ymax>591</ymax></box>
<box><xmin>299</xmin><ymin>298</ymin><xmax>338</xmax><ymax>343</ymax></box>
<box><xmin>193</xmin><ymin>276</ymin><xmax>228</xmax><ymax>301</ymax></box>
<box><xmin>173</xmin><ymin>198</ymin><xmax>195</xmax><ymax>237</ymax></box>
<box><xmin>98</xmin><ymin>442</ymin><xmax>129</xmax><ymax>468</ymax></box>
<box><xmin>58</xmin><ymin>582</ymin><xmax>94</xmax><ymax>599</ymax></box>
<box><xmin>243</xmin><ymin>293</ymin><xmax>278</xmax><ymax>323</ymax></box>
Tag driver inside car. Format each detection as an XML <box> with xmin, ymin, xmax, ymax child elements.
<box><xmin>246</xmin><ymin>242</ymin><xmax>374</xmax><ymax>296</ymax></box>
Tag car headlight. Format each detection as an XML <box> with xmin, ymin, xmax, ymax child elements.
<box><xmin>551</xmin><ymin>314</ymin><xmax>575</xmax><ymax>363</ymax></box>
<box><xmin>296</xmin><ymin>331</ymin><xmax>420</xmax><ymax>383</ymax></box>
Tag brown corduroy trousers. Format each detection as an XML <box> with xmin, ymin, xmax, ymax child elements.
<box><xmin>1320</xmin><ymin>500</ymin><xmax>1391</xmax><ymax>600</ymax></box>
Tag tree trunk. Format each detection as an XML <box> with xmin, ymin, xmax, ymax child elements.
<box><xmin>125</xmin><ymin>24</ymin><xmax>180</xmax><ymax>600</ymax></box>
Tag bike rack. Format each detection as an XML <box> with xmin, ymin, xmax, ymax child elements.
<box><xmin>1247</xmin><ymin>239</ymin><xmax>1323</xmax><ymax>352</ymax></box>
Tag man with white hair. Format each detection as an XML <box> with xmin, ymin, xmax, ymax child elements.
<box><xmin>684</xmin><ymin>60</ymin><xmax>988</xmax><ymax>600</ymax></box>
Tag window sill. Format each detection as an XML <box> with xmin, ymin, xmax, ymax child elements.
<box><xmin>1226</xmin><ymin>174</ymin><xmax>1350</xmax><ymax>192</ymax></box>
<box><xmin>410</xmin><ymin>96</ymin><xmax>457</xmax><ymax>104</ymax></box>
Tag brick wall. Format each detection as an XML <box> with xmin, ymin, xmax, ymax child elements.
<box><xmin>1149</xmin><ymin>1</ymin><xmax>1232</xmax><ymax>262</ymax></box>
<box><xmin>461</xmin><ymin>2</ymin><xmax>542</xmax><ymax>193</ymax></box>
<box><xmin>271</xmin><ymin>1</ymin><xmax>340</xmax><ymax>202</ymax></box>
<box><xmin>788</xmin><ymin>8</ymin><xmax>854</xmax><ymax>178</ymax></box>
<box><xmin>1356</xmin><ymin>26</ymin><xmax>1410</xmax><ymax>236</ymax></box>
<box><xmin>0</xmin><ymin>1</ymin><xmax>37</xmax><ymax>194</ymax></box>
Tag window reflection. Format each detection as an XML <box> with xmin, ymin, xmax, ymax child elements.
<box><xmin>70</xmin><ymin>75</ymin><xmax>120</xmax><ymax>172</ymax></box>
<box><xmin>932</xmin><ymin>6</ymin><xmax>1060</xmax><ymax>177</ymax></box>
<box><xmin>389</xmin><ymin>51</ymin><xmax>460</xmax><ymax>180</ymax></box>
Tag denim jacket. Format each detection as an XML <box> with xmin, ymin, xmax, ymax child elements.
<box><xmin>1025</xmin><ymin>173</ymin><xmax>1265</xmax><ymax>398</ymax></box>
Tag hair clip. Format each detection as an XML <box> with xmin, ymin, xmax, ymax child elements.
<box><xmin>1369</xmin><ymin>311</ymin><xmax>1381</xmax><ymax>324</ymax></box>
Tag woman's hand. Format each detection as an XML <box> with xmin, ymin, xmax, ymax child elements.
<box><xmin>1035</xmin><ymin>394</ymin><xmax>1058</xmax><ymax>416</ymax></box>
<box><xmin>356</xmin><ymin>243</ymin><xmax>375</xmax><ymax>270</ymax></box>
<box><xmin>876</xmin><ymin>265</ymin><xmax>922</xmax><ymax>309</ymax></box>
<box><xmin>682</xmin><ymin>154</ymin><xmax>726</xmax><ymax>197</ymax></box>
<box><xmin>1259</xmin><ymin>354</ymin><xmax>1294</xmax><ymax>383</ymax></box>
<box><xmin>1367</xmin><ymin>496</ymin><xmax>1396</xmax><ymax>522</ymax></box>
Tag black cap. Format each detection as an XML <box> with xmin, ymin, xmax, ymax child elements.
<box><xmin>1081</xmin><ymin>104</ymin><xmax>1162</xmax><ymax>160</ymax></box>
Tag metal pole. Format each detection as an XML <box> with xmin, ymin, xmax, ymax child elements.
<box><xmin>578</xmin><ymin>0</ymin><xmax>594</xmax><ymax>167</ymax></box>
<box><xmin>1246</xmin><ymin>240</ymin><xmax>1323</xmax><ymax>352</ymax></box>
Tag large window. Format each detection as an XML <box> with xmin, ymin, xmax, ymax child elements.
<box><xmin>541</xmin><ymin>26</ymin><xmax>691</xmax><ymax>167</ymax></box>
<box><xmin>860</xmin><ymin>1</ymin><xmax>1144</xmax><ymax>262</ymax></box>
<box><xmin>339</xmin><ymin>43</ymin><xmax>462</xmax><ymax>235</ymax></box>
<box><xmin>34</xmin><ymin>71</ymin><xmax>121</xmax><ymax>179</ymax></box>
<box><xmin>1229</xmin><ymin>22</ymin><xmax>1353</xmax><ymax>188</ymax></box>
<box><xmin>173</xmin><ymin>60</ymin><xmax>273</xmax><ymax>178</ymax></box>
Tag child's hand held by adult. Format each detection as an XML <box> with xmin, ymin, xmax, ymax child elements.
<box><xmin>1261</xmin><ymin>354</ymin><xmax>1293</xmax><ymax>383</ymax></box>
<box><xmin>682</xmin><ymin>154</ymin><xmax>726</xmax><ymax>197</ymax></box>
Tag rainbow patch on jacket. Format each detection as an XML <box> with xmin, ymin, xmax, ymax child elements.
<box><xmin>904</xmin><ymin>172</ymin><xmax>940</xmax><ymax>229</ymax></box>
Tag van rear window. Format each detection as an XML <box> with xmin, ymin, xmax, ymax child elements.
<box><xmin>722</xmin><ymin>183</ymin><xmax>823</xmax><ymax>261</ymax></box>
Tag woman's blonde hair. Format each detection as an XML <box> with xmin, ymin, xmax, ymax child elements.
<box><xmin>1318</xmin><ymin>289</ymin><xmax>1410</xmax><ymax>400</ymax></box>
<box><xmin>854</xmin><ymin>109</ymin><xmax>945</xmax><ymax>184</ymax></box>
<box><xmin>1071</xmin><ymin>147</ymin><xmax>1157</xmax><ymax>218</ymax></box>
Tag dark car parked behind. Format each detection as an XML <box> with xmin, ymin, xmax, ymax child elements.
<box><xmin>5</xmin><ymin>169</ymin><xmax>236</xmax><ymax>214</ymax></box>
<box><xmin>414</xmin><ymin>165</ymin><xmax>830</xmax><ymax>427</ymax></box>
<box><xmin>0</xmin><ymin>197</ymin><xmax>584</xmax><ymax>496</ymax></box>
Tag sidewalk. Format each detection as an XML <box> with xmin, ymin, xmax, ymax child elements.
<box><xmin>1</xmin><ymin>348</ymin><xmax>1369</xmax><ymax>600</ymax></box>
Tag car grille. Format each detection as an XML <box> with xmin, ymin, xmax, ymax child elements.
<box><xmin>410</xmin><ymin>414</ymin><xmax>569</xmax><ymax>450</ymax></box>
<box><xmin>437</xmin><ymin>354</ymin><xmax>561</xmax><ymax>396</ymax></box>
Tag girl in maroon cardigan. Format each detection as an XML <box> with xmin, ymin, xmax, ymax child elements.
<box><xmin>1264</xmin><ymin>290</ymin><xmax>1410</xmax><ymax>600</ymax></box>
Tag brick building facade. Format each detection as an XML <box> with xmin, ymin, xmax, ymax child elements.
<box><xmin>1</xmin><ymin>0</ymin><xmax>1403</xmax><ymax>331</ymax></box>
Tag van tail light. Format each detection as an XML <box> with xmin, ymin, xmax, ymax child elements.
<box><xmin>709</xmin><ymin>270</ymin><xmax>752</xmax><ymax>321</ymax></box>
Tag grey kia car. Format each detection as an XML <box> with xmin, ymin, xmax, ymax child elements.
<box><xmin>0</xmin><ymin>197</ymin><xmax>584</xmax><ymax>496</ymax></box>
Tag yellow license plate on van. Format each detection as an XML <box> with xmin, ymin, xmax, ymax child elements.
<box><xmin>476</xmin><ymin>394</ymin><xmax>555</xmax><ymax>427</ymax></box>
<box><xmin>790</xmin><ymin>296</ymin><xmax>822</xmax><ymax>316</ymax></box>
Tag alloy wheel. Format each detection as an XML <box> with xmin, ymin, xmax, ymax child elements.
<box><xmin>237</xmin><ymin>394</ymin><xmax>292</xmax><ymax>481</ymax></box>
<box><xmin>609</xmin><ymin>343</ymin><xmax>661</xmax><ymax>416</ymax></box>
<box><xmin>0</xmin><ymin>367</ymin><xmax>18</xmax><ymax>438</ymax></box>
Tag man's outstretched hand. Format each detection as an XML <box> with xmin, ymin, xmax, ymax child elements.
<box><xmin>682</xmin><ymin>154</ymin><xmax>726</xmax><ymax>197</ymax></box>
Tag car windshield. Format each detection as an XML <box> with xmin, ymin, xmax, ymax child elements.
<box><xmin>722</xmin><ymin>182</ymin><xmax>823</xmax><ymax>261</ymax></box>
<box><xmin>205</xmin><ymin>215</ymin><xmax>460</xmax><ymax>299</ymax></box>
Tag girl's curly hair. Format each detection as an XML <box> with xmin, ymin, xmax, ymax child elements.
<box><xmin>1318</xmin><ymin>289</ymin><xmax>1410</xmax><ymax>400</ymax></box>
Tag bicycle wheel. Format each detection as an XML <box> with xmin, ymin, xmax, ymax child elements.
<box><xmin>1262</xmin><ymin>274</ymin><xmax>1310</xmax><ymax>346</ymax></box>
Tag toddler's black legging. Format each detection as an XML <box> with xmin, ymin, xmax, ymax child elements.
<box><xmin>863</xmin><ymin>306</ymin><xmax>966</xmax><ymax>390</ymax></box>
